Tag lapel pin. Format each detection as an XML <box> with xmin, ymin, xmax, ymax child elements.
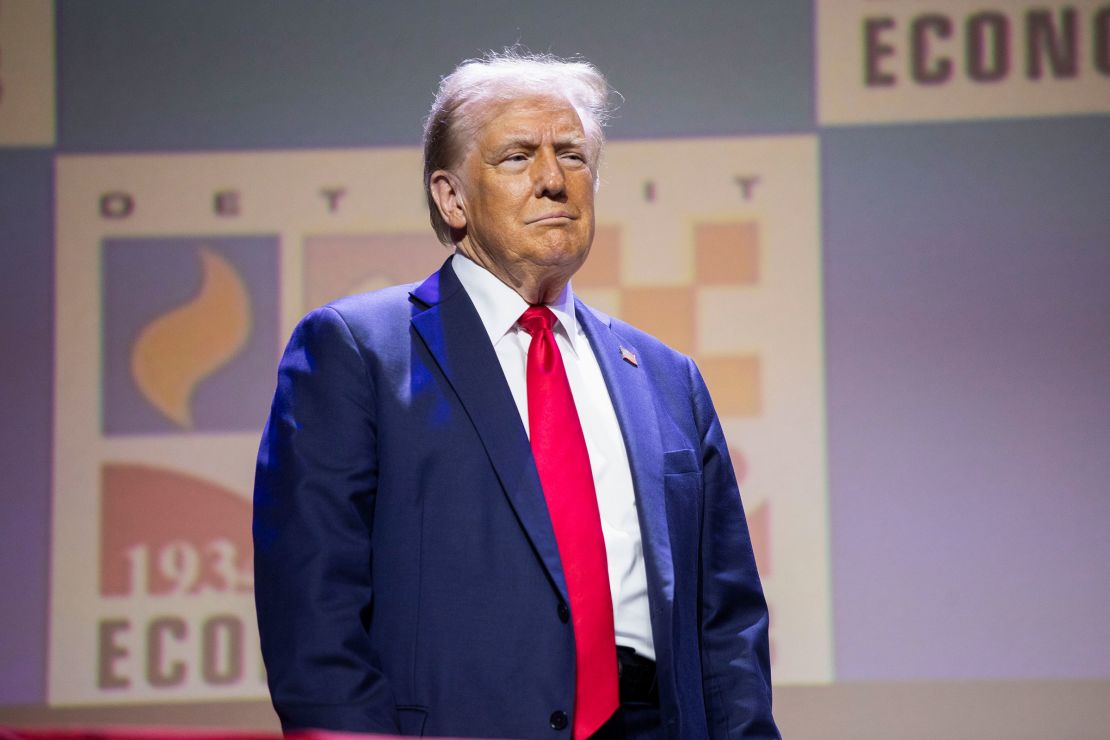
<box><xmin>620</xmin><ymin>346</ymin><xmax>638</xmax><ymax>367</ymax></box>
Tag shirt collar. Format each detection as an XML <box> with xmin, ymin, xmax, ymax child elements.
<box><xmin>451</xmin><ymin>251</ymin><xmax>581</xmax><ymax>355</ymax></box>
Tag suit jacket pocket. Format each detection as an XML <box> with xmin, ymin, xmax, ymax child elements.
<box><xmin>397</xmin><ymin>705</ymin><xmax>428</xmax><ymax>736</ymax></box>
<box><xmin>662</xmin><ymin>449</ymin><xmax>701</xmax><ymax>608</ymax></box>
<box><xmin>663</xmin><ymin>448</ymin><xmax>698</xmax><ymax>476</ymax></box>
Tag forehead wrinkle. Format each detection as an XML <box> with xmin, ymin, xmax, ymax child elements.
<box><xmin>554</xmin><ymin>133</ymin><xmax>588</xmax><ymax>148</ymax></box>
<box><xmin>491</xmin><ymin>132</ymin><xmax>586</xmax><ymax>149</ymax></box>
<box><xmin>497</xmin><ymin>134</ymin><xmax>541</xmax><ymax>149</ymax></box>
<box><xmin>462</xmin><ymin>99</ymin><xmax>596</xmax><ymax>172</ymax></box>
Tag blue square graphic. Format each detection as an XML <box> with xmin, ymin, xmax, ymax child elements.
<box><xmin>102</xmin><ymin>236</ymin><xmax>280</xmax><ymax>434</ymax></box>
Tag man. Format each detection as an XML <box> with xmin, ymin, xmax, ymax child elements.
<box><xmin>254</xmin><ymin>51</ymin><xmax>777</xmax><ymax>739</ymax></box>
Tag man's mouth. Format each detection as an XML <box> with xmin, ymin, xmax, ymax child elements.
<box><xmin>528</xmin><ymin>211</ymin><xmax>575</xmax><ymax>224</ymax></box>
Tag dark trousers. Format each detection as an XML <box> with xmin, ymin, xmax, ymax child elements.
<box><xmin>591</xmin><ymin>701</ymin><xmax>665</xmax><ymax>739</ymax></box>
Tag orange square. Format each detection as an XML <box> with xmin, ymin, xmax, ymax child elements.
<box><xmin>575</xmin><ymin>224</ymin><xmax>621</xmax><ymax>288</ymax></box>
<box><xmin>694</xmin><ymin>222</ymin><xmax>759</xmax><ymax>286</ymax></box>
<box><xmin>620</xmin><ymin>286</ymin><xmax>695</xmax><ymax>355</ymax></box>
<box><xmin>696</xmin><ymin>354</ymin><xmax>761</xmax><ymax>416</ymax></box>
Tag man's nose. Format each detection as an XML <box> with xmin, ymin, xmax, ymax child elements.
<box><xmin>531</xmin><ymin>148</ymin><xmax>566</xmax><ymax>198</ymax></box>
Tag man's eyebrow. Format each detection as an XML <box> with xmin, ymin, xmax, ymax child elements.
<box><xmin>494</xmin><ymin>135</ymin><xmax>541</xmax><ymax>153</ymax></box>
<box><xmin>554</xmin><ymin>134</ymin><xmax>588</xmax><ymax>148</ymax></box>
<box><xmin>492</xmin><ymin>133</ymin><xmax>588</xmax><ymax>154</ymax></box>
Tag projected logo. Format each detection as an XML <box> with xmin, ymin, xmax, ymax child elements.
<box><xmin>102</xmin><ymin>237</ymin><xmax>279</xmax><ymax>434</ymax></box>
<box><xmin>53</xmin><ymin>140</ymin><xmax>827</xmax><ymax>695</ymax></box>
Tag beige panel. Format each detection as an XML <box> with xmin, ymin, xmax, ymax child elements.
<box><xmin>54</xmin><ymin>136</ymin><xmax>831</xmax><ymax>694</ymax></box>
<box><xmin>818</xmin><ymin>0</ymin><xmax>1110</xmax><ymax>125</ymax></box>
<box><xmin>0</xmin><ymin>0</ymin><xmax>56</xmax><ymax>145</ymax></box>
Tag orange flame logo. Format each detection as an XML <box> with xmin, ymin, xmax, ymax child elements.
<box><xmin>130</xmin><ymin>247</ymin><xmax>251</xmax><ymax>429</ymax></box>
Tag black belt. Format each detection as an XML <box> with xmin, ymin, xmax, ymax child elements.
<box><xmin>616</xmin><ymin>646</ymin><xmax>658</xmax><ymax>705</ymax></box>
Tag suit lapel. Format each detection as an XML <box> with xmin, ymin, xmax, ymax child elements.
<box><xmin>410</xmin><ymin>261</ymin><xmax>569</xmax><ymax>602</ymax></box>
<box><xmin>576</xmin><ymin>301</ymin><xmax>676</xmax><ymax>628</ymax></box>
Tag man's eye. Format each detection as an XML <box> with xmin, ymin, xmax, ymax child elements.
<box><xmin>505</xmin><ymin>153</ymin><xmax>528</xmax><ymax>162</ymax></box>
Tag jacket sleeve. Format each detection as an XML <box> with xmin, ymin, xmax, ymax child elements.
<box><xmin>252</xmin><ymin>306</ymin><xmax>400</xmax><ymax>733</ymax></box>
<box><xmin>689</xmin><ymin>359</ymin><xmax>780</xmax><ymax>739</ymax></box>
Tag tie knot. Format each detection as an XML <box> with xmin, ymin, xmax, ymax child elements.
<box><xmin>518</xmin><ymin>305</ymin><xmax>556</xmax><ymax>335</ymax></box>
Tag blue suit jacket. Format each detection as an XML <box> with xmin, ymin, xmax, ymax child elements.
<box><xmin>253</xmin><ymin>259</ymin><xmax>777</xmax><ymax>738</ymax></box>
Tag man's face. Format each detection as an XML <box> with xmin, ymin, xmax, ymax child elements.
<box><xmin>453</xmin><ymin>95</ymin><xmax>596</xmax><ymax>286</ymax></box>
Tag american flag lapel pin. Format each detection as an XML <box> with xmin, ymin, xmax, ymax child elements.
<box><xmin>620</xmin><ymin>346</ymin><xmax>638</xmax><ymax>367</ymax></box>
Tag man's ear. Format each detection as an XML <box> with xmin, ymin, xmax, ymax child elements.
<box><xmin>429</xmin><ymin>170</ymin><xmax>468</xmax><ymax>232</ymax></box>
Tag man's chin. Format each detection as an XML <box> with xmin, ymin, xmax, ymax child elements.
<box><xmin>528</xmin><ymin>242</ymin><xmax>591</xmax><ymax>272</ymax></box>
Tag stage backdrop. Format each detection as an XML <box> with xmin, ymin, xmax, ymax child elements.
<box><xmin>1</xmin><ymin>1</ymin><xmax>1108</xmax><ymax>737</ymax></box>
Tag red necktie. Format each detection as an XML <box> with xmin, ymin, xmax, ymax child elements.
<box><xmin>519</xmin><ymin>305</ymin><xmax>619</xmax><ymax>738</ymax></box>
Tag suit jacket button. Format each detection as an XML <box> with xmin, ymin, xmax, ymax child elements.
<box><xmin>550</xmin><ymin>710</ymin><xmax>568</xmax><ymax>730</ymax></box>
<box><xmin>557</xmin><ymin>603</ymin><xmax>570</xmax><ymax>623</ymax></box>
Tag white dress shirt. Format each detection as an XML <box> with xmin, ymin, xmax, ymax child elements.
<box><xmin>451</xmin><ymin>252</ymin><xmax>656</xmax><ymax>660</ymax></box>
